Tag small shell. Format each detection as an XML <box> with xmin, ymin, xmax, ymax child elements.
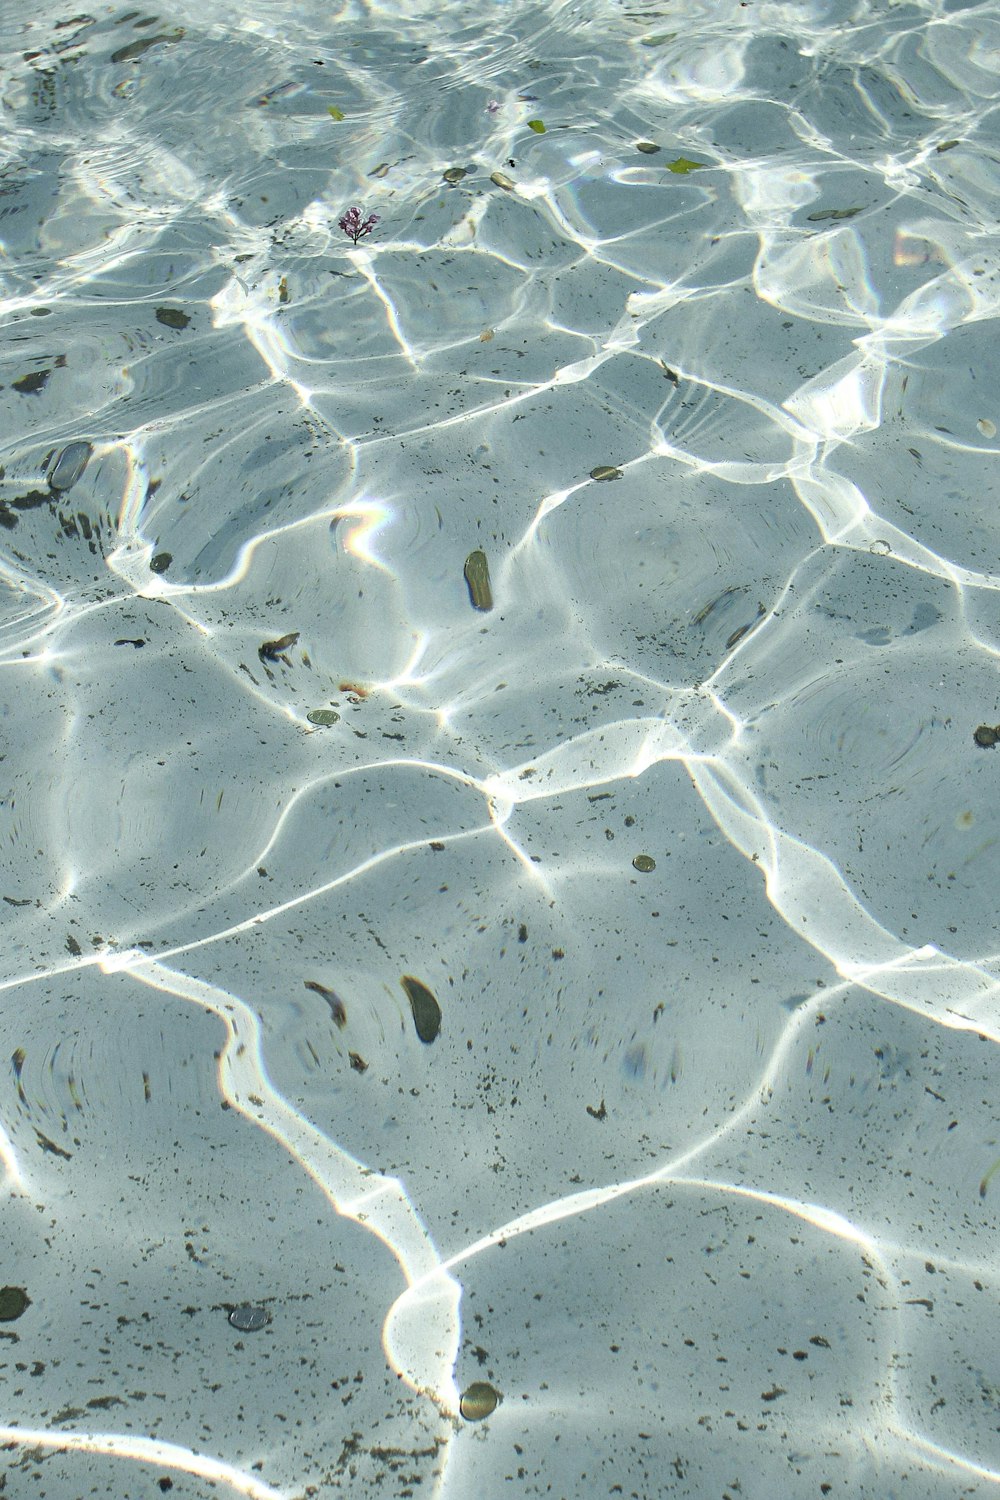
<box><xmin>632</xmin><ymin>854</ymin><xmax>656</xmax><ymax>872</ymax></box>
<box><xmin>590</xmin><ymin>465</ymin><xmax>622</xmax><ymax>482</ymax></box>
<box><xmin>460</xmin><ymin>1382</ymin><xmax>500</xmax><ymax>1421</ymax></box>
<box><xmin>490</xmin><ymin>171</ymin><xmax>514</xmax><ymax>191</ymax></box>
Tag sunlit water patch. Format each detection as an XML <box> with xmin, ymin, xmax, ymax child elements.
<box><xmin>1</xmin><ymin>0</ymin><xmax>1000</xmax><ymax>1495</ymax></box>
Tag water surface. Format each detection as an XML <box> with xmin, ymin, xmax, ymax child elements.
<box><xmin>1</xmin><ymin>0</ymin><xmax>999</xmax><ymax>1495</ymax></box>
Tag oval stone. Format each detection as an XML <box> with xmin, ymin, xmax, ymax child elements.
<box><xmin>460</xmin><ymin>1381</ymin><xmax>500</xmax><ymax>1420</ymax></box>
<box><xmin>229</xmin><ymin>1304</ymin><xmax>270</xmax><ymax>1331</ymax></box>
<box><xmin>49</xmin><ymin>441</ymin><xmax>92</xmax><ymax>492</ymax></box>
<box><xmin>0</xmin><ymin>1286</ymin><xmax>30</xmax><ymax>1321</ymax></box>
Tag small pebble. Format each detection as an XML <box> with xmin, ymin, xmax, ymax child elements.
<box><xmin>229</xmin><ymin>1304</ymin><xmax>270</xmax><ymax>1332</ymax></box>
<box><xmin>155</xmin><ymin>307</ymin><xmax>190</xmax><ymax>330</ymax></box>
<box><xmin>49</xmin><ymin>440</ymin><xmax>92</xmax><ymax>492</ymax></box>
<box><xmin>0</xmin><ymin>1286</ymin><xmax>30</xmax><ymax>1321</ymax></box>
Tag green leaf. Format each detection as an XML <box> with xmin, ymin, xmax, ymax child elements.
<box><xmin>806</xmin><ymin>205</ymin><xmax>863</xmax><ymax>222</ymax></box>
<box><xmin>327</xmin><ymin>105</ymin><xmax>345</xmax><ymax>120</ymax></box>
<box><xmin>527</xmin><ymin>118</ymin><xmax>546</xmax><ymax>133</ymax></box>
<box><xmin>666</xmin><ymin>157</ymin><xmax>705</xmax><ymax>174</ymax></box>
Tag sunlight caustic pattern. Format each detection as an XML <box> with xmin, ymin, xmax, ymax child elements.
<box><xmin>1</xmin><ymin>0</ymin><xmax>999</xmax><ymax>1495</ymax></box>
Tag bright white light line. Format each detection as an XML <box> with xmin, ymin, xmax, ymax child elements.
<box><xmin>113</xmin><ymin>955</ymin><xmax>462</xmax><ymax>1409</ymax></box>
<box><xmin>0</xmin><ymin>1424</ymin><xmax>290</xmax><ymax>1499</ymax></box>
<box><xmin>386</xmin><ymin>1166</ymin><xmax>883</xmax><ymax>1365</ymax></box>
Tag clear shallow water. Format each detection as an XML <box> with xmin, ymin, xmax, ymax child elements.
<box><xmin>1</xmin><ymin>0</ymin><xmax>1000</xmax><ymax>1493</ymax></box>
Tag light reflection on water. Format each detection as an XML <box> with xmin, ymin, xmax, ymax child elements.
<box><xmin>1</xmin><ymin>0</ymin><xmax>1000</xmax><ymax>1494</ymax></box>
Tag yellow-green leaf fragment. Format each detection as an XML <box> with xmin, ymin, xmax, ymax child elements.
<box><xmin>443</xmin><ymin>167</ymin><xmax>467</xmax><ymax>184</ymax></box>
<box><xmin>464</xmin><ymin>549</ymin><xmax>493</xmax><ymax>610</ymax></box>
<box><xmin>400</xmin><ymin>975</ymin><xmax>442</xmax><ymax>1044</ymax></box>
<box><xmin>632</xmin><ymin>854</ymin><xmax>656</xmax><ymax>873</ymax></box>
<box><xmin>490</xmin><ymin>170</ymin><xmax>514</xmax><ymax>191</ymax></box>
<box><xmin>327</xmin><ymin>105</ymin><xmax>345</xmax><ymax>120</ymax></box>
<box><xmin>590</xmin><ymin>465</ymin><xmax>621</xmax><ymax>482</ymax></box>
<box><xmin>666</xmin><ymin>157</ymin><xmax>705</xmax><ymax>174</ymax></box>
<box><xmin>806</xmin><ymin>205</ymin><xmax>863</xmax><ymax>222</ymax></box>
<box><xmin>527</xmin><ymin>119</ymin><xmax>546</xmax><ymax>133</ymax></box>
